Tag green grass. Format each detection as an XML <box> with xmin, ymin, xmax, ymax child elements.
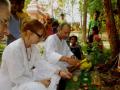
<box><xmin>0</xmin><ymin>43</ymin><xmax>6</xmax><ymax>64</ymax></box>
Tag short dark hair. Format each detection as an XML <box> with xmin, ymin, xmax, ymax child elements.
<box><xmin>95</xmin><ymin>11</ymin><xmax>100</xmax><ymax>17</ymax></box>
<box><xmin>61</xmin><ymin>13</ymin><xmax>65</xmax><ymax>17</ymax></box>
<box><xmin>92</xmin><ymin>26</ymin><xmax>99</xmax><ymax>34</ymax></box>
<box><xmin>9</xmin><ymin>0</ymin><xmax>25</xmax><ymax>4</ymax></box>
<box><xmin>69</xmin><ymin>35</ymin><xmax>78</xmax><ymax>41</ymax></box>
<box><xmin>58</xmin><ymin>22</ymin><xmax>71</xmax><ymax>31</ymax></box>
<box><xmin>52</xmin><ymin>19</ymin><xmax>59</xmax><ymax>27</ymax></box>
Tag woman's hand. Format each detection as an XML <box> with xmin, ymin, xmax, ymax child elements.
<box><xmin>59</xmin><ymin>70</ymin><xmax>72</xmax><ymax>79</ymax></box>
<box><xmin>37</xmin><ymin>78</ymin><xmax>51</xmax><ymax>87</ymax></box>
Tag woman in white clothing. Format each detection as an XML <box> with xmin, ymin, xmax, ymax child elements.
<box><xmin>0</xmin><ymin>19</ymin><xmax>49</xmax><ymax>90</ymax></box>
<box><xmin>0</xmin><ymin>19</ymin><xmax>72</xmax><ymax>90</ymax></box>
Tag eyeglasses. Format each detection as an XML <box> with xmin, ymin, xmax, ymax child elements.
<box><xmin>29</xmin><ymin>29</ymin><xmax>45</xmax><ymax>40</ymax></box>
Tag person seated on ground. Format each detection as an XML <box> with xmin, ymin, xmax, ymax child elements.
<box><xmin>44</xmin><ymin>23</ymin><xmax>80</xmax><ymax>90</ymax></box>
<box><xmin>0</xmin><ymin>0</ymin><xmax>10</xmax><ymax>40</ymax></box>
<box><xmin>88</xmin><ymin>11</ymin><xmax>100</xmax><ymax>39</ymax></box>
<box><xmin>0</xmin><ymin>19</ymin><xmax>73</xmax><ymax>90</ymax></box>
<box><xmin>87</xmin><ymin>26</ymin><xmax>103</xmax><ymax>54</ymax></box>
<box><xmin>69</xmin><ymin>35</ymin><xmax>83</xmax><ymax>60</ymax></box>
<box><xmin>92</xmin><ymin>26</ymin><xmax>103</xmax><ymax>51</ymax></box>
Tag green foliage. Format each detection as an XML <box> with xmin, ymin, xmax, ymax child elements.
<box><xmin>65</xmin><ymin>77</ymin><xmax>81</xmax><ymax>90</ymax></box>
<box><xmin>88</xmin><ymin>0</ymin><xmax>103</xmax><ymax>16</ymax></box>
<box><xmin>0</xmin><ymin>44</ymin><xmax>6</xmax><ymax>53</ymax></box>
<box><xmin>111</xmin><ymin>0</ymin><xmax>117</xmax><ymax>9</ymax></box>
<box><xmin>89</xmin><ymin>42</ymin><xmax>104</xmax><ymax>65</ymax></box>
<box><xmin>0</xmin><ymin>44</ymin><xmax>6</xmax><ymax>63</ymax></box>
<box><xmin>58</xmin><ymin>0</ymin><xmax>67</xmax><ymax>9</ymax></box>
<box><xmin>103</xmin><ymin>48</ymin><xmax>111</xmax><ymax>63</ymax></box>
<box><xmin>81</xmin><ymin>42</ymin><xmax>111</xmax><ymax>66</ymax></box>
<box><xmin>80</xmin><ymin>42</ymin><xmax>89</xmax><ymax>55</ymax></box>
<box><xmin>24</xmin><ymin>0</ymin><xmax>30</xmax><ymax>11</ymax></box>
<box><xmin>79</xmin><ymin>0</ymin><xmax>83</xmax><ymax>12</ymax></box>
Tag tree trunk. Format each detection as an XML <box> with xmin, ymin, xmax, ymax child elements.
<box><xmin>103</xmin><ymin>0</ymin><xmax>119</xmax><ymax>58</ymax></box>
<box><xmin>82</xmin><ymin>0</ymin><xmax>87</xmax><ymax>42</ymax></box>
<box><xmin>117</xmin><ymin>0</ymin><xmax>120</xmax><ymax>18</ymax></box>
<box><xmin>117</xmin><ymin>0</ymin><xmax>120</xmax><ymax>34</ymax></box>
<box><xmin>79</xmin><ymin>0</ymin><xmax>83</xmax><ymax>29</ymax></box>
<box><xmin>80</xmin><ymin>13</ymin><xmax>83</xmax><ymax>28</ymax></box>
<box><xmin>117</xmin><ymin>0</ymin><xmax>120</xmax><ymax>36</ymax></box>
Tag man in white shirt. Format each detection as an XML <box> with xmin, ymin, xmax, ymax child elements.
<box><xmin>45</xmin><ymin>22</ymin><xmax>80</xmax><ymax>90</ymax></box>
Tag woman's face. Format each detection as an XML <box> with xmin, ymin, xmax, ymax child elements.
<box><xmin>29</xmin><ymin>29</ymin><xmax>46</xmax><ymax>44</ymax></box>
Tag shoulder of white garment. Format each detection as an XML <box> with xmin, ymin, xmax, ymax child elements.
<box><xmin>46</xmin><ymin>34</ymin><xmax>56</xmax><ymax>41</ymax></box>
<box><xmin>3</xmin><ymin>39</ymin><xmax>22</xmax><ymax>53</ymax></box>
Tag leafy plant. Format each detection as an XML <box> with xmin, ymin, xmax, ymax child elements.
<box><xmin>0</xmin><ymin>44</ymin><xmax>6</xmax><ymax>63</ymax></box>
<box><xmin>81</xmin><ymin>41</ymin><xmax>111</xmax><ymax>66</ymax></box>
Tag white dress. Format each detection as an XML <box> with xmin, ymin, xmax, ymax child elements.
<box><xmin>44</xmin><ymin>34</ymin><xmax>73</xmax><ymax>90</ymax></box>
<box><xmin>0</xmin><ymin>38</ymin><xmax>59</xmax><ymax>90</ymax></box>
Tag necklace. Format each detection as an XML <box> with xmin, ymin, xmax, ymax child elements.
<box><xmin>25</xmin><ymin>47</ymin><xmax>32</xmax><ymax>61</ymax></box>
<box><xmin>25</xmin><ymin>47</ymin><xmax>36</xmax><ymax>70</ymax></box>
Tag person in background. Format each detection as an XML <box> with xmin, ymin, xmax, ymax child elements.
<box><xmin>87</xmin><ymin>26</ymin><xmax>103</xmax><ymax>55</ymax></box>
<box><xmin>45</xmin><ymin>23</ymin><xmax>80</xmax><ymax>90</ymax></box>
<box><xmin>69</xmin><ymin>35</ymin><xmax>83</xmax><ymax>60</ymax></box>
<box><xmin>52</xmin><ymin>19</ymin><xmax>59</xmax><ymax>34</ymax></box>
<box><xmin>0</xmin><ymin>0</ymin><xmax>10</xmax><ymax>41</ymax></box>
<box><xmin>7</xmin><ymin>0</ymin><xmax>29</xmax><ymax>44</ymax></box>
<box><xmin>59</xmin><ymin>13</ymin><xmax>66</xmax><ymax>24</ymax></box>
<box><xmin>45</xmin><ymin>14</ymin><xmax>53</xmax><ymax>36</ymax></box>
<box><xmin>88</xmin><ymin>11</ymin><xmax>100</xmax><ymax>43</ymax></box>
<box><xmin>92</xmin><ymin>26</ymin><xmax>103</xmax><ymax>51</ymax></box>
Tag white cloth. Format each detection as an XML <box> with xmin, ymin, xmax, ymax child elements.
<box><xmin>48</xmin><ymin>74</ymin><xmax>60</xmax><ymax>90</ymax></box>
<box><xmin>0</xmin><ymin>38</ymin><xmax>59</xmax><ymax>90</ymax></box>
<box><xmin>13</xmin><ymin>82</ymin><xmax>47</xmax><ymax>90</ymax></box>
<box><xmin>45</xmin><ymin>34</ymin><xmax>73</xmax><ymax>69</ymax></box>
<box><xmin>44</xmin><ymin>34</ymin><xmax>73</xmax><ymax>90</ymax></box>
<box><xmin>36</xmin><ymin>41</ymin><xmax>61</xmax><ymax>90</ymax></box>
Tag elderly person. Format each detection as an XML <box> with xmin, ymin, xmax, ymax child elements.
<box><xmin>0</xmin><ymin>0</ymin><xmax>10</xmax><ymax>40</ymax></box>
<box><xmin>45</xmin><ymin>23</ymin><xmax>80</xmax><ymax>90</ymax></box>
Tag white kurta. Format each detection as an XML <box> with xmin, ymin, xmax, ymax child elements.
<box><xmin>37</xmin><ymin>41</ymin><xmax>61</xmax><ymax>90</ymax></box>
<box><xmin>44</xmin><ymin>34</ymin><xmax>73</xmax><ymax>90</ymax></box>
<box><xmin>45</xmin><ymin>34</ymin><xmax>73</xmax><ymax>69</ymax></box>
<box><xmin>0</xmin><ymin>38</ymin><xmax>59</xmax><ymax>90</ymax></box>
